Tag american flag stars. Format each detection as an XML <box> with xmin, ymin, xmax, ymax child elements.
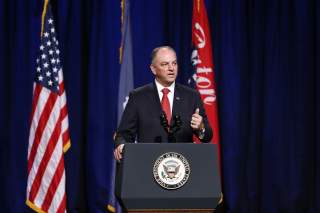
<box><xmin>35</xmin><ymin>17</ymin><xmax>62</xmax><ymax>93</ymax></box>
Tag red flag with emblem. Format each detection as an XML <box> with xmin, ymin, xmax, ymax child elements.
<box><xmin>191</xmin><ymin>0</ymin><xmax>220</xmax><ymax>144</ymax></box>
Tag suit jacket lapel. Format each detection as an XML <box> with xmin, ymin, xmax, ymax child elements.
<box><xmin>151</xmin><ymin>82</ymin><xmax>162</xmax><ymax>113</ymax></box>
<box><xmin>172</xmin><ymin>84</ymin><xmax>183</xmax><ymax>119</ymax></box>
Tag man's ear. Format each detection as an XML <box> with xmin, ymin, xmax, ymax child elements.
<box><xmin>150</xmin><ymin>64</ymin><xmax>156</xmax><ymax>75</ymax></box>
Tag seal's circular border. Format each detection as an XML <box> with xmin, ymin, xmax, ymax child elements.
<box><xmin>153</xmin><ymin>152</ymin><xmax>191</xmax><ymax>190</ymax></box>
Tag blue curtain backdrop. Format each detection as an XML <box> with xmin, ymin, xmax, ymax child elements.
<box><xmin>0</xmin><ymin>0</ymin><xmax>319</xmax><ymax>213</ymax></box>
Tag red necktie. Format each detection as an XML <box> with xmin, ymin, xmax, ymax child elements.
<box><xmin>161</xmin><ymin>88</ymin><xmax>171</xmax><ymax>125</ymax></box>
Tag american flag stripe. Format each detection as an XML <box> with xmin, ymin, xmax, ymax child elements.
<box><xmin>32</xmin><ymin>95</ymin><xmax>62</xmax><ymax>176</ymax></box>
<box><xmin>59</xmin><ymin>80</ymin><xmax>70</xmax><ymax>150</ymax></box>
<box><xmin>28</xmin><ymin>87</ymin><xmax>48</xmax><ymax>157</ymax></box>
<box><xmin>60</xmin><ymin>100</ymin><xmax>70</xmax><ymax>151</ymax></box>
<box><xmin>61</xmin><ymin>119</ymin><xmax>69</xmax><ymax>143</ymax></box>
<box><xmin>61</xmin><ymin>117</ymin><xmax>68</xmax><ymax>131</ymax></box>
<box><xmin>29</xmin><ymin>85</ymin><xmax>66</xmax><ymax>164</ymax></box>
<box><xmin>59</xmin><ymin>89</ymin><xmax>70</xmax><ymax>150</ymax></box>
<box><xmin>62</xmin><ymin>132</ymin><xmax>70</xmax><ymax>148</ymax></box>
<box><xmin>28</xmin><ymin>91</ymin><xmax>58</xmax><ymax>174</ymax></box>
<box><xmin>56</xmin><ymin>193</ymin><xmax>67</xmax><ymax>213</ymax></box>
<box><xmin>27</xmin><ymin>92</ymin><xmax>61</xmax><ymax>198</ymax></box>
<box><xmin>42</xmin><ymin>156</ymin><xmax>65</xmax><ymax>211</ymax></box>
<box><xmin>30</xmin><ymin>84</ymin><xmax>42</xmax><ymax>121</ymax></box>
<box><xmin>38</xmin><ymin>141</ymin><xmax>63</xmax><ymax>208</ymax></box>
<box><xmin>28</xmin><ymin>91</ymin><xmax>59</xmax><ymax>174</ymax></box>
<box><xmin>47</xmin><ymin>172</ymin><xmax>66</xmax><ymax>213</ymax></box>
<box><xmin>59</xmin><ymin>81</ymin><xmax>65</xmax><ymax>94</ymax></box>
<box><xmin>28</xmin><ymin>113</ymin><xmax>62</xmax><ymax>202</ymax></box>
<box><xmin>61</xmin><ymin>103</ymin><xmax>67</xmax><ymax>113</ymax></box>
<box><xmin>49</xmin><ymin>171</ymin><xmax>66</xmax><ymax>212</ymax></box>
<box><xmin>60</xmin><ymin>108</ymin><xmax>68</xmax><ymax>122</ymax></box>
<box><xmin>27</xmin><ymin>84</ymin><xmax>68</xmax><ymax>209</ymax></box>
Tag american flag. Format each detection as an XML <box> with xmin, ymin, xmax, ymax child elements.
<box><xmin>26</xmin><ymin>1</ymin><xmax>70</xmax><ymax>213</ymax></box>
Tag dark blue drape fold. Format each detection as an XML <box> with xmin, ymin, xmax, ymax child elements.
<box><xmin>0</xmin><ymin>0</ymin><xmax>319</xmax><ymax>212</ymax></box>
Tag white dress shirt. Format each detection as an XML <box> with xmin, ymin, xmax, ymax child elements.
<box><xmin>155</xmin><ymin>80</ymin><xmax>175</xmax><ymax>113</ymax></box>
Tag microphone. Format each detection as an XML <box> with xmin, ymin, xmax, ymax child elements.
<box><xmin>160</xmin><ymin>111</ymin><xmax>182</xmax><ymax>142</ymax></box>
<box><xmin>160</xmin><ymin>111</ymin><xmax>169</xmax><ymax>133</ymax></box>
<box><xmin>172</xmin><ymin>115</ymin><xmax>182</xmax><ymax>132</ymax></box>
<box><xmin>169</xmin><ymin>115</ymin><xmax>182</xmax><ymax>142</ymax></box>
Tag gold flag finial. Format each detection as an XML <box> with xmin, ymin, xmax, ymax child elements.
<box><xmin>119</xmin><ymin>0</ymin><xmax>125</xmax><ymax>64</ymax></box>
<box><xmin>41</xmin><ymin>0</ymin><xmax>49</xmax><ymax>37</ymax></box>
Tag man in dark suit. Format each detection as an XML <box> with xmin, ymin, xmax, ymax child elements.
<box><xmin>114</xmin><ymin>46</ymin><xmax>212</xmax><ymax>161</ymax></box>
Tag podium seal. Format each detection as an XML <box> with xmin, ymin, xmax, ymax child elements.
<box><xmin>153</xmin><ymin>152</ymin><xmax>191</xmax><ymax>190</ymax></box>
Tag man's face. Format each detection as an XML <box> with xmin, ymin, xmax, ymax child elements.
<box><xmin>150</xmin><ymin>48</ymin><xmax>178</xmax><ymax>87</ymax></box>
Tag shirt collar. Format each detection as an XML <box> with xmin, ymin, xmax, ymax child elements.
<box><xmin>154</xmin><ymin>79</ymin><xmax>175</xmax><ymax>93</ymax></box>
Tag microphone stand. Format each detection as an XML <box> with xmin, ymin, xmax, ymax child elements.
<box><xmin>160</xmin><ymin>112</ymin><xmax>182</xmax><ymax>142</ymax></box>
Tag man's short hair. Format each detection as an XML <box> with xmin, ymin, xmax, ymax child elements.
<box><xmin>150</xmin><ymin>46</ymin><xmax>176</xmax><ymax>64</ymax></box>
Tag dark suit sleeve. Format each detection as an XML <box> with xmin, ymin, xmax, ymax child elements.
<box><xmin>114</xmin><ymin>91</ymin><xmax>138</xmax><ymax>147</ymax></box>
<box><xmin>194</xmin><ymin>91</ymin><xmax>213</xmax><ymax>142</ymax></box>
